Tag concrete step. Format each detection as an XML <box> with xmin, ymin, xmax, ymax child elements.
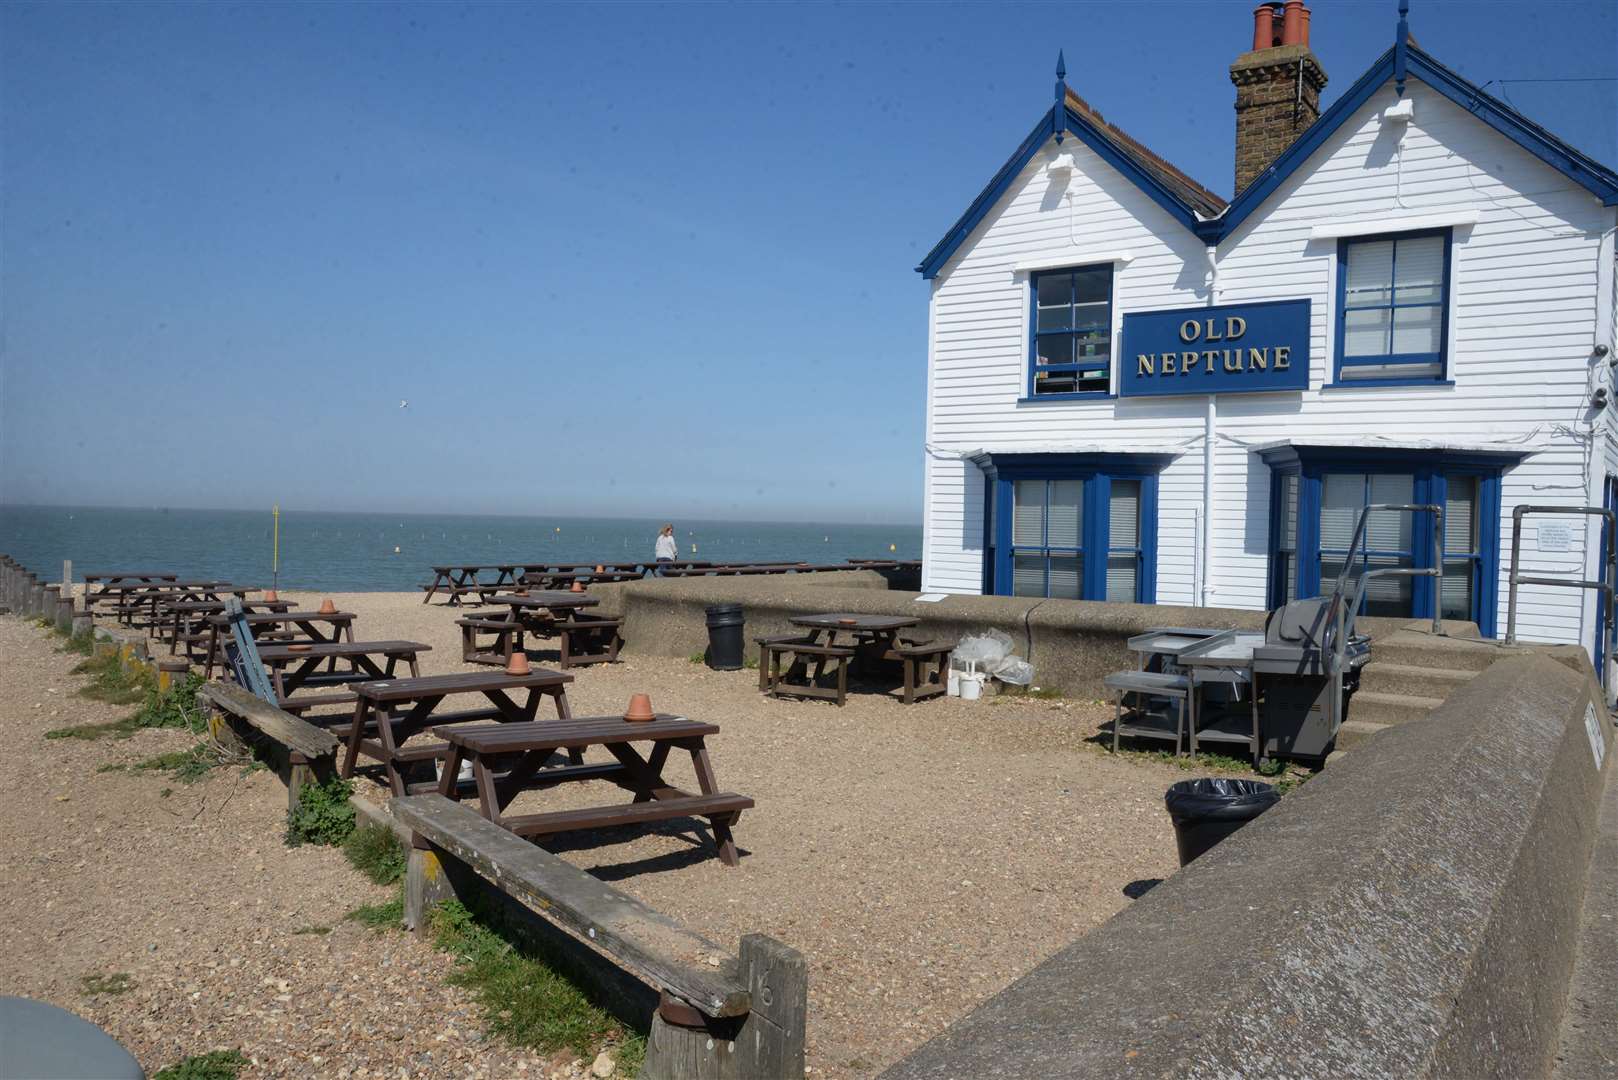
<box><xmin>1370</xmin><ymin>631</ymin><xmax>1506</xmax><ymax>673</ymax></box>
<box><xmin>1336</xmin><ymin>719</ymin><xmax>1391</xmax><ymax>750</ymax></box>
<box><xmin>1358</xmin><ymin>661</ymin><xmax>1478</xmax><ymax>700</ymax></box>
<box><xmin>1352</xmin><ymin>690</ymin><xmax>1446</xmax><ymax>727</ymax></box>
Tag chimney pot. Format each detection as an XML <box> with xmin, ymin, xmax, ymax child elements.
<box><xmin>1300</xmin><ymin>5</ymin><xmax>1312</xmax><ymax>47</ymax></box>
<box><xmin>1281</xmin><ymin>0</ymin><xmax>1305</xmax><ymax>47</ymax></box>
<box><xmin>1251</xmin><ymin>4</ymin><xmax>1275</xmax><ymax>51</ymax></box>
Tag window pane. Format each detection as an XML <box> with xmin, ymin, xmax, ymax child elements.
<box><xmin>1109</xmin><ymin>480</ymin><xmax>1140</xmax><ymax>548</ymax></box>
<box><xmin>1394</xmin><ymin>236</ymin><xmax>1445</xmax><ymax>304</ymax></box>
<box><xmin>1320</xmin><ymin>556</ymin><xmax>1347</xmax><ymax>597</ymax></box>
<box><xmin>1445</xmin><ymin>475</ymin><xmax>1478</xmax><ymax>555</ymax></box>
<box><xmin>1441</xmin><ymin>558</ymin><xmax>1474</xmax><ymax>620</ymax></box>
<box><xmin>1280</xmin><ymin>474</ymin><xmax>1299</xmax><ymax>552</ymax></box>
<box><xmin>1320</xmin><ymin>473</ymin><xmax>1366</xmax><ymax>550</ymax></box>
<box><xmin>1012</xmin><ymin>480</ymin><xmax>1045</xmax><ymax>546</ymax></box>
<box><xmin>1364</xmin><ymin>554</ymin><xmax>1414</xmax><ymax>616</ymax></box>
<box><xmin>1345</xmin><ymin>240</ymin><xmax>1394</xmax><ymax>307</ymax></box>
<box><xmin>1073</xmin><ymin>328</ymin><xmax>1111</xmax><ymax>359</ymax></box>
<box><xmin>1036</xmin><ymin>272</ymin><xmax>1072</xmax><ymax>309</ymax></box>
<box><xmin>1047</xmin><ymin>480</ymin><xmax>1083</xmax><ymax>548</ymax></box>
<box><xmin>1048</xmin><ymin>555</ymin><xmax>1082</xmax><ymax>599</ymax></box>
<box><xmin>1105</xmin><ymin>554</ymin><xmax>1137</xmax><ymax>602</ymax></box>
<box><xmin>1366</xmin><ymin>474</ymin><xmax>1414</xmax><ymax>552</ymax></box>
<box><xmin>1344</xmin><ymin>308</ymin><xmax>1392</xmax><ymax>357</ymax></box>
<box><xmin>1036</xmin><ymin>334</ymin><xmax>1074</xmax><ymax>366</ymax></box>
<box><xmin>1012</xmin><ymin>553</ymin><xmax>1045</xmax><ymax>597</ymax></box>
<box><xmin>1072</xmin><ymin>266</ymin><xmax>1110</xmax><ymax>305</ymax></box>
<box><xmin>1034</xmin><ymin>371</ymin><xmax>1078</xmax><ymax>394</ymax></box>
<box><xmin>1391</xmin><ymin>305</ymin><xmax>1442</xmax><ymax>356</ymax></box>
<box><xmin>1338</xmin><ymin>360</ymin><xmax>1443</xmax><ymax>380</ymax></box>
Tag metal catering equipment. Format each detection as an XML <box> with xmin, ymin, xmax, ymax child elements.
<box><xmin>1110</xmin><ymin>503</ymin><xmax>1441</xmax><ymax>765</ymax></box>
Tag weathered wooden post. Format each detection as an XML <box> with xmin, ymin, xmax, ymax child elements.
<box><xmin>29</xmin><ymin>578</ymin><xmax>45</xmax><ymax>618</ymax></box>
<box><xmin>156</xmin><ymin>659</ymin><xmax>190</xmax><ymax>694</ymax></box>
<box><xmin>72</xmin><ymin>609</ymin><xmax>94</xmax><ymax>637</ymax></box>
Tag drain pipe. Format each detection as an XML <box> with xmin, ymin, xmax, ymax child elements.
<box><xmin>1201</xmin><ymin>243</ymin><xmax>1220</xmax><ymax>607</ymax></box>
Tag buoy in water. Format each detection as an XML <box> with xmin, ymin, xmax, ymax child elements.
<box><xmin>890</xmin><ymin>543</ymin><xmax>897</xmax><ymax>552</ymax></box>
<box><xmin>393</xmin><ymin>545</ymin><xmax>401</xmax><ymax>554</ymax></box>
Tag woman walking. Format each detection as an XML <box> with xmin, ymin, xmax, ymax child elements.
<box><xmin>654</xmin><ymin>524</ymin><xmax>677</xmax><ymax>574</ymax></box>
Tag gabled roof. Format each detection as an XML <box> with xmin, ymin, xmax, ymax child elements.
<box><xmin>1214</xmin><ymin>43</ymin><xmax>1618</xmax><ymax>240</ymax></box>
<box><xmin>914</xmin><ymin>94</ymin><xmax>1225</xmax><ymax>280</ymax></box>
<box><xmin>919</xmin><ymin>42</ymin><xmax>1618</xmax><ymax>277</ymax></box>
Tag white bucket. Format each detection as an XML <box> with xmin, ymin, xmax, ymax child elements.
<box><xmin>959</xmin><ymin>673</ymin><xmax>984</xmax><ymax>701</ymax></box>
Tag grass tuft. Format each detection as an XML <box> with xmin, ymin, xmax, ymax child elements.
<box><xmin>430</xmin><ymin>900</ymin><xmax>645</xmax><ymax>1073</ymax></box>
<box><xmin>71</xmin><ymin>650</ymin><xmax>152</xmax><ymax>705</ymax></box>
<box><xmin>152</xmin><ymin>1049</ymin><xmax>249</xmax><ymax>1080</ymax></box>
<box><xmin>130</xmin><ymin>743</ymin><xmax>222</xmax><ymax>784</ymax></box>
<box><xmin>46</xmin><ymin>670</ymin><xmax>207</xmax><ymax>742</ymax></box>
<box><xmin>79</xmin><ymin>972</ymin><xmax>134</xmax><ymax>997</ymax></box>
<box><xmin>285</xmin><ymin>776</ymin><xmax>356</xmax><ymax>847</ymax></box>
<box><xmin>343</xmin><ymin>823</ymin><xmax>407</xmax><ymax>885</ymax></box>
<box><xmin>345</xmin><ymin>889</ymin><xmax>405</xmax><ymax>930</ymax></box>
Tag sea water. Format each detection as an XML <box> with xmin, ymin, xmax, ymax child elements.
<box><xmin>0</xmin><ymin>506</ymin><xmax>922</xmax><ymax>592</ymax></box>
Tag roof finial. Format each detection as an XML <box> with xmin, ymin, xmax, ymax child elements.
<box><xmin>1394</xmin><ymin>0</ymin><xmax>1410</xmax><ymax>97</ymax></box>
<box><xmin>1053</xmin><ymin>49</ymin><xmax>1068</xmax><ymax>143</ymax></box>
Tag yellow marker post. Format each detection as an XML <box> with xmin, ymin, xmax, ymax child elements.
<box><xmin>272</xmin><ymin>505</ymin><xmax>280</xmax><ymax>593</ymax></box>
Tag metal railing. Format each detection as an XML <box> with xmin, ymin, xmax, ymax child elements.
<box><xmin>1321</xmin><ymin>504</ymin><xmax>1445</xmax><ymax>712</ymax></box>
<box><xmin>1505</xmin><ymin>505</ymin><xmax>1616</xmax><ymax>685</ymax></box>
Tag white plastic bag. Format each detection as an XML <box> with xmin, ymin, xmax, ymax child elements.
<box><xmin>954</xmin><ymin>629</ymin><xmax>1015</xmax><ymax>667</ymax></box>
<box><xmin>992</xmin><ymin>657</ymin><xmax>1034</xmax><ymax>685</ymax></box>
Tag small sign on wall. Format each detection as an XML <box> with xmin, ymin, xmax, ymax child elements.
<box><xmin>1118</xmin><ymin>299</ymin><xmax>1311</xmax><ymax>398</ymax></box>
<box><xmin>1584</xmin><ymin>702</ymin><xmax>1606</xmax><ymax>771</ymax></box>
<box><xmin>1537</xmin><ymin>523</ymin><xmax>1573</xmax><ymax>553</ymax></box>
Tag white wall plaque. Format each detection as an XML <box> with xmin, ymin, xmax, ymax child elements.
<box><xmin>1585</xmin><ymin>702</ymin><xmax>1607</xmax><ymax>771</ymax></box>
<box><xmin>1538</xmin><ymin>523</ymin><xmax>1573</xmax><ymax>552</ymax></box>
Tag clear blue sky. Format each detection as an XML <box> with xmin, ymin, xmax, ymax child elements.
<box><xmin>2</xmin><ymin>1</ymin><xmax>1612</xmax><ymax>524</ymax></box>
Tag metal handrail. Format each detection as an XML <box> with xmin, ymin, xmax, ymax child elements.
<box><xmin>1504</xmin><ymin>506</ymin><xmax>1616</xmax><ymax>686</ymax></box>
<box><xmin>1321</xmin><ymin>503</ymin><xmax>1445</xmax><ymax>697</ymax></box>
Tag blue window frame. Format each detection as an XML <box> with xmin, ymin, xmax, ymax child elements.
<box><xmin>1333</xmin><ymin>229</ymin><xmax>1452</xmax><ymax>386</ymax></box>
<box><xmin>1029</xmin><ymin>265</ymin><xmax>1114</xmax><ymax>398</ymax></box>
<box><xmin>1262</xmin><ymin>447</ymin><xmax>1507</xmax><ymax>636</ymax></box>
<box><xmin>978</xmin><ymin>454</ymin><xmax>1159</xmax><ymax>601</ymax></box>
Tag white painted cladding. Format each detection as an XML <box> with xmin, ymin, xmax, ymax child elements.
<box><xmin>923</xmin><ymin>74</ymin><xmax>1618</xmax><ymax>650</ymax></box>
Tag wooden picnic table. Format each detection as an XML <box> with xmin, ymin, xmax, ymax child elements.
<box><xmin>106</xmin><ymin>581</ymin><xmax>251</xmax><ymax>627</ymax></box>
<box><xmin>434</xmin><ymin>713</ymin><xmax>752</xmax><ymax>866</ymax></box>
<box><xmin>421</xmin><ymin>564</ymin><xmax>526</xmax><ymax>605</ymax></box>
<box><xmin>202</xmin><ymin>610</ymin><xmax>358</xmax><ymax>677</ymax></box>
<box><xmin>760</xmin><ymin>613</ymin><xmax>951</xmax><ymax>706</ymax></box>
<box><xmin>160</xmin><ymin>598</ymin><xmax>292</xmax><ymax>654</ymax></box>
<box><xmin>472</xmin><ymin>591</ymin><xmax>623</xmax><ymax>668</ymax></box>
<box><xmin>257</xmin><ymin>639</ymin><xmax>430</xmax><ymax>702</ymax></box>
<box><xmin>518</xmin><ymin>568</ymin><xmax>646</xmax><ymax>590</ymax></box>
<box><xmin>340</xmin><ymin>669</ymin><xmax>575</xmax><ymax>796</ymax></box>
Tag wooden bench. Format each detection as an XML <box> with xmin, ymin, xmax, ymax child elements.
<box><xmin>894</xmin><ymin>639</ymin><xmax>954</xmax><ymax>704</ymax></box>
<box><xmin>392</xmin><ymin>794</ymin><xmax>806</xmax><ymax>1079</ymax></box>
<box><xmin>757</xmin><ymin>635</ymin><xmax>855</xmax><ymax>706</ymax></box>
<box><xmin>456</xmin><ymin>612</ymin><xmax>524</xmax><ymax>665</ymax></box>
<box><xmin>556</xmin><ymin>613</ymin><xmax>624</xmax><ymax>667</ymax></box>
<box><xmin>419</xmin><ymin>582</ymin><xmax>504</xmax><ymax>607</ymax></box>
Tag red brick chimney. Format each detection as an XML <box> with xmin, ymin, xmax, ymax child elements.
<box><xmin>1230</xmin><ymin>1</ymin><xmax>1328</xmax><ymax>194</ymax></box>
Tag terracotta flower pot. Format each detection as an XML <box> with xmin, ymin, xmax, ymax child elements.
<box><xmin>505</xmin><ymin>651</ymin><xmax>531</xmax><ymax>676</ymax></box>
<box><xmin>570</xmin><ymin>581</ymin><xmax>586</xmax><ymax>594</ymax></box>
<box><xmin>515</xmin><ymin>589</ymin><xmax>529</xmax><ymax>597</ymax></box>
<box><xmin>624</xmin><ymin>693</ymin><xmax>654</xmax><ymax>722</ymax></box>
<box><xmin>838</xmin><ymin>618</ymin><xmax>858</xmax><ymax>627</ymax></box>
<box><xmin>595</xmin><ymin>565</ymin><xmax>605</xmax><ymax>573</ymax></box>
<box><xmin>263</xmin><ymin>589</ymin><xmax>279</xmax><ymax>602</ymax></box>
<box><xmin>318</xmin><ymin>598</ymin><xmax>337</xmax><ymax>615</ymax></box>
<box><xmin>287</xmin><ymin>643</ymin><xmax>311</xmax><ymax>653</ymax></box>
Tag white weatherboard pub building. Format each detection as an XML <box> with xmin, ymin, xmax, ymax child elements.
<box><xmin>918</xmin><ymin>1</ymin><xmax>1618</xmax><ymax>657</ymax></box>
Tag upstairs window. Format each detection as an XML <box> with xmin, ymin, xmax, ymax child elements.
<box><xmin>1335</xmin><ymin>230</ymin><xmax>1450</xmax><ymax>384</ymax></box>
<box><xmin>1031</xmin><ymin>265</ymin><xmax>1114</xmax><ymax>397</ymax></box>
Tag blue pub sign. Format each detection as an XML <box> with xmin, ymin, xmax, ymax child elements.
<box><xmin>1119</xmin><ymin>298</ymin><xmax>1311</xmax><ymax>397</ymax></box>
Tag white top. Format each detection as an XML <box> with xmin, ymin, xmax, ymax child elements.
<box><xmin>655</xmin><ymin>533</ymin><xmax>677</xmax><ymax>560</ymax></box>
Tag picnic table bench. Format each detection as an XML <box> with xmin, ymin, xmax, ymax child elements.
<box><xmin>435</xmin><ymin>713</ymin><xmax>751</xmax><ymax>866</ymax></box>
<box><xmin>202</xmin><ymin>609</ymin><xmax>358</xmax><ymax>677</ymax></box>
<box><xmin>340</xmin><ymin>668</ymin><xmax>575</xmax><ymax>796</ymax></box>
<box><xmin>421</xmin><ymin>564</ymin><xmax>525</xmax><ymax>606</ymax></box>
<box><xmin>518</xmin><ymin>568</ymin><xmax>646</xmax><ymax>590</ymax></box>
<box><xmin>160</xmin><ymin>598</ymin><xmax>292</xmax><ymax>657</ymax></box>
<box><xmin>257</xmin><ymin>639</ymin><xmax>429</xmax><ymax>713</ymax></box>
<box><xmin>471</xmin><ymin>591</ymin><xmax>624</xmax><ymax>668</ymax></box>
<box><xmin>759</xmin><ymin>613</ymin><xmax>951</xmax><ymax>706</ymax></box>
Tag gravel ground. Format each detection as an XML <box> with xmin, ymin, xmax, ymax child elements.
<box><xmin>4</xmin><ymin>592</ymin><xmax>1211</xmax><ymax>1077</ymax></box>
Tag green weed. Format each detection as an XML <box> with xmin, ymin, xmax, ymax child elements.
<box><xmin>688</xmin><ymin>651</ymin><xmax>706</xmax><ymax>664</ymax></box>
<box><xmin>343</xmin><ymin>824</ymin><xmax>407</xmax><ymax>885</ymax></box>
<box><xmin>285</xmin><ymin>776</ymin><xmax>356</xmax><ymax>847</ymax></box>
<box><xmin>152</xmin><ymin>1049</ymin><xmax>249</xmax><ymax>1080</ymax></box>
<box><xmin>430</xmin><ymin>900</ymin><xmax>645</xmax><ymax>1073</ymax></box>
<box><xmin>59</xmin><ymin>629</ymin><xmax>95</xmax><ymax>656</ymax></box>
<box><xmin>79</xmin><ymin>972</ymin><xmax>134</xmax><ymax>997</ymax></box>
<box><xmin>71</xmin><ymin>651</ymin><xmax>151</xmax><ymax>705</ymax></box>
<box><xmin>345</xmin><ymin>889</ymin><xmax>404</xmax><ymax>930</ymax></box>
<box><xmin>46</xmin><ymin>668</ymin><xmax>206</xmax><ymax>742</ymax></box>
<box><xmin>130</xmin><ymin>743</ymin><xmax>221</xmax><ymax>785</ymax></box>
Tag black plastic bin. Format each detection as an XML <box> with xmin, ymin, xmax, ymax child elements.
<box><xmin>705</xmin><ymin>604</ymin><xmax>746</xmax><ymax>671</ymax></box>
<box><xmin>1163</xmin><ymin>778</ymin><xmax>1280</xmax><ymax>865</ymax></box>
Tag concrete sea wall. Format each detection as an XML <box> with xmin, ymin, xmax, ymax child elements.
<box><xmin>594</xmin><ymin>574</ymin><xmax>1423</xmax><ymax>697</ymax></box>
<box><xmin>882</xmin><ymin>651</ymin><xmax>1614</xmax><ymax>1080</ymax></box>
